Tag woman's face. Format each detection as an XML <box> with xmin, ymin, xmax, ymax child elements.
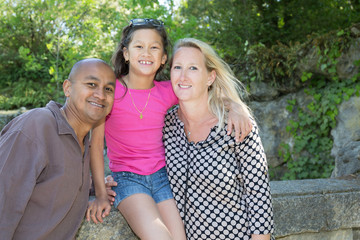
<box><xmin>170</xmin><ymin>47</ymin><xmax>215</xmax><ymax>102</ymax></box>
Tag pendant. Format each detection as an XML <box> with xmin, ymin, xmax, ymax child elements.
<box><xmin>139</xmin><ymin>113</ymin><xmax>143</xmax><ymax>119</ymax></box>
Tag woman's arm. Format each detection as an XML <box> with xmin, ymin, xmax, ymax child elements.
<box><xmin>238</xmin><ymin>123</ymin><xmax>274</xmax><ymax>238</ymax></box>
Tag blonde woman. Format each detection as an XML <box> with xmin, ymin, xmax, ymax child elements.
<box><xmin>163</xmin><ymin>38</ymin><xmax>274</xmax><ymax>240</ymax></box>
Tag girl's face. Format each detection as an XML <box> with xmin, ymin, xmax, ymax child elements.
<box><xmin>123</xmin><ymin>29</ymin><xmax>167</xmax><ymax>78</ymax></box>
<box><xmin>170</xmin><ymin>47</ymin><xmax>215</xmax><ymax>102</ymax></box>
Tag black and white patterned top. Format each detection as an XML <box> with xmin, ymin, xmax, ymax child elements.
<box><xmin>163</xmin><ymin>106</ymin><xmax>274</xmax><ymax>240</ymax></box>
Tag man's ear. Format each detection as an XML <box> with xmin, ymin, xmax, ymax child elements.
<box><xmin>63</xmin><ymin>79</ymin><xmax>71</xmax><ymax>97</ymax></box>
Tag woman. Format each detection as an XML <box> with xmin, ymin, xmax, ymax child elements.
<box><xmin>162</xmin><ymin>38</ymin><xmax>274</xmax><ymax>240</ymax></box>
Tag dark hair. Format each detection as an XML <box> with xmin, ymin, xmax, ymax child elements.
<box><xmin>111</xmin><ymin>22</ymin><xmax>170</xmax><ymax>85</ymax></box>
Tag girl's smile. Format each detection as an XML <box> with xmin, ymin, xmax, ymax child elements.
<box><xmin>123</xmin><ymin>29</ymin><xmax>167</xmax><ymax>81</ymax></box>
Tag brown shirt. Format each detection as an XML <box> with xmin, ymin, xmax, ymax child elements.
<box><xmin>0</xmin><ymin>101</ymin><xmax>90</xmax><ymax>240</ymax></box>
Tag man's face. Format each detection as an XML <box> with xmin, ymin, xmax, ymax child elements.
<box><xmin>64</xmin><ymin>62</ymin><xmax>116</xmax><ymax>125</ymax></box>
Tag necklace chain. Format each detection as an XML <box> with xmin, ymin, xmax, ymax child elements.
<box><xmin>180</xmin><ymin>110</ymin><xmax>191</xmax><ymax>137</ymax></box>
<box><xmin>128</xmin><ymin>88</ymin><xmax>151</xmax><ymax>119</ymax></box>
<box><xmin>184</xmin><ymin>125</ymin><xmax>191</xmax><ymax>137</ymax></box>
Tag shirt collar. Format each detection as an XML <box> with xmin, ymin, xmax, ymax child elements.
<box><xmin>46</xmin><ymin>101</ymin><xmax>74</xmax><ymax>136</ymax></box>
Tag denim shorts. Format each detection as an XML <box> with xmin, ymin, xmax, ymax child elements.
<box><xmin>112</xmin><ymin>167</ymin><xmax>174</xmax><ymax>208</ymax></box>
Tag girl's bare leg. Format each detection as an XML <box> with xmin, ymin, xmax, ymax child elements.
<box><xmin>158</xmin><ymin>198</ymin><xmax>186</xmax><ymax>240</ymax></box>
<box><xmin>118</xmin><ymin>193</ymin><xmax>172</xmax><ymax>240</ymax></box>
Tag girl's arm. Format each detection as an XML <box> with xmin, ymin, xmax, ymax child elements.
<box><xmin>86</xmin><ymin>121</ymin><xmax>111</xmax><ymax>224</ymax></box>
<box><xmin>225</xmin><ymin>99</ymin><xmax>253</xmax><ymax>142</ymax></box>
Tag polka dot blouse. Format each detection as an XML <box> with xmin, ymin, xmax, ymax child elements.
<box><xmin>163</xmin><ymin>106</ymin><xmax>274</xmax><ymax>240</ymax></box>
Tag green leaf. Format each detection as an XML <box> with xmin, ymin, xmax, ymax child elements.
<box><xmin>320</xmin><ymin>64</ymin><xmax>328</xmax><ymax>71</ymax></box>
<box><xmin>49</xmin><ymin>66</ymin><xmax>55</xmax><ymax>75</ymax></box>
<box><xmin>336</xmin><ymin>29</ymin><xmax>345</xmax><ymax>36</ymax></box>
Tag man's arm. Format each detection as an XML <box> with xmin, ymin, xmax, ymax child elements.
<box><xmin>0</xmin><ymin>131</ymin><xmax>45</xmax><ymax>239</ymax></box>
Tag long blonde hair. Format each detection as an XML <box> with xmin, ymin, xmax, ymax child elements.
<box><xmin>170</xmin><ymin>38</ymin><xmax>252</xmax><ymax>130</ymax></box>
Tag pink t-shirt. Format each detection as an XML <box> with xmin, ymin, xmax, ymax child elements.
<box><xmin>105</xmin><ymin>79</ymin><xmax>178</xmax><ymax>175</ymax></box>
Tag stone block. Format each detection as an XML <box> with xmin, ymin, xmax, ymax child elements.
<box><xmin>331</xmin><ymin>96</ymin><xmax>360</xmax><ymax>177</ymax></box>
<box><xmin>76</xmin><ymin>207</ymin><xmax>139</xmax><ymax>240</ymax></box>
<box><xmin>76</xmin><ymin>178</ymin><xmax>360</xmax><ymax>239</ymax></box>
<box><xmin>353</xmin><ymin>227</ymin><xmax>360</xmax><ymax>240</ymax></box>
<box><xmin>276</xmin><ymin>229</ymin><xmax>353</xmax><ymax>240</ymax></box>
<box><xmin>271</xmin><ymin>179</ymin><xmax>360</xmax><ymax>237</ymax></box>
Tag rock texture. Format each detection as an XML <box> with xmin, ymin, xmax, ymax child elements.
<box><xmin>249</xmin><ymin>88</ymin><xmax>360</xmax><ymax>179</ymax></box>
<box><xmin>271</xmin><ymin>178</ymin><xmax>360</xmax><ymax>239</ymax></box>
<box><xmin>76</xmin><ymin>207</ymin><xmax>139</xmax><ymax>240</ymax></box>
<box><xmin>331</xmin><ymin>96</ymin><xmax>360</xmax><ymax>177</ymax></box>
<box><xmin>249</xmin><ymin>90</ymin><xmax>313</xmax><ymax>168</ymax></box>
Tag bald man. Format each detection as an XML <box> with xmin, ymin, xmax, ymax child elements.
<box><xmin>0</xmin><ymin>58</ymin><xmax>116</xmax><ymax>240</ymax></box>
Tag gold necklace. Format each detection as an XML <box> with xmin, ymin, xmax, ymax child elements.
<box><xmin>128</xmin><ymin>88</ymin><xmax>151</xmax><ymax>119</ymax></box>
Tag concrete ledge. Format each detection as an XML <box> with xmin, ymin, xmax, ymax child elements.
<box><xmin>76</xmin><ymin>178</ymin><xmax>360</xmax><ymax>239</ymax></box>
<box><xmin>271</xmin><ymin>178</ymin><xmax>360</xmax><ymax>239</ymax></box>
<box><xmin>276</xmin><ymin>229</ymin><xmax>354</xmax><ymax>240</ymax></box>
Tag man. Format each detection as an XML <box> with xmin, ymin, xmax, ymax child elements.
<box><xmin>0</xmin><ymin>58</ymin><xmax>116</xmax><ymax>240</ymax></box>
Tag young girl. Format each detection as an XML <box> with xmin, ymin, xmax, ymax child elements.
<box><xmin>86</xmin><ymin>19</ymin><xmax>251</xmax><ymax>239</ymax></box>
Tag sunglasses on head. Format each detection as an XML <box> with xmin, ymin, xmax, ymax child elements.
<box><xmin>129</xmin><ymin>18</ymin><xmax>164</xmax><ymax>27</ymax></box>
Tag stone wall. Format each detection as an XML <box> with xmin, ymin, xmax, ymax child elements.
<box><xmin>249</xmin><ymin>93</ymin><xmax>360</xmax><ymax>180</ymax></box>
<box><xmin>76</xmin><ymin>178</ymin><xmax>360</xmax><ymax>239</ymax></box>
<box><xmin>247</xmin><ymin>31</ymin><xmax>360</xmax><ymax>179</ymax></box>
<box><xmin>272</xmin><ymin>178</ymin><xmax>360</xmax><ymax>240</ymax></box>
<box><xmin>76</xmin><ymin>206</ymin><xmax>139</xmax><ymax>240</ymax></box>
<box><xmin>331</xmin><ymin>96</ymin><xmax>360</xmax><ymax>177</ymax></box>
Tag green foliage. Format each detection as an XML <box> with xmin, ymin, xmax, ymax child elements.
<box><xmin>236</xmin><ymin>23</ymin><xmax>360</xmax><ymax>90</ymax></box>
<box><xmin>176</xmin><ymin>0</ymin><xmax>360</xmax><ymax>62</ymax></box>
<box><xmin>277</xmin><ymin>33</ymin><xmax>360</xmax><ymax>180</ymax></box>
<box><xmin>0</xmin><ymin>0</ymin><xmax>171</xmax><ymax>109</ymax></box>
<box><xmin>1</xmin><ymin>0</ymin><xmax>358</xmax><ymax>110</ymax></box>
<box><xmin>239</xmin><ymin>41</ymin><xmax>302</xmax><ymax>88</ymax></box>
<box><xmin>301</xmin><ymin>72</ymin><xmax>313</xmax><ymax>82</ymax></box>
